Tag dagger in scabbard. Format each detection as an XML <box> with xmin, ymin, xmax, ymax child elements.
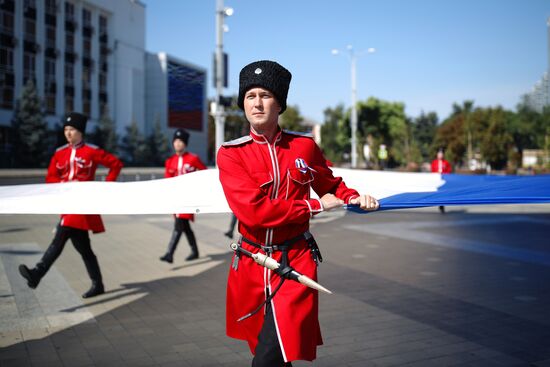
<box><xmin>229</xmin><ymin>242</ymin><xmax>332</xmax><ymax>295</ymax></box>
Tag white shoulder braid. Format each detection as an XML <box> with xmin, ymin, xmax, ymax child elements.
<box><xmin>56</xmin><ymin>144</ymin><xmax>69</xmax><ymax>151</ymax></box>
<box><xmin>222</xmin><ymin>135</ymin><xmax>253</xmax><ymax>147</ymax></box>
<box><xmin>283</xmin><ymin>130</ymin><xmax>313</xmax><ymax>138</ymax></box>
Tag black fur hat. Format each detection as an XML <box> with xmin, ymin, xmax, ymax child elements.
<box><xmin>237</xmin><ymin>60</ymin><xmax>292</xmax><ymax>114</ymax></box>
<box><xmin>63</xmin><ymin>112</ymin><xmax>87</xmax><ymax>133</ymax></box>
<box><xmin>173</xmin><ymin>128</ymin><xmax>189</xmax><ymax>144</ymax></box>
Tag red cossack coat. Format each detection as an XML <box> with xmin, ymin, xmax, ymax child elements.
<box><xmin>431</xmin><ymin>159</ymin><xmax>452</xmax><ymax>174</ymax></box>
<box><xmin>217</xmin><ymin>129</ymin><xmax>359</xmax><ymax>362</ymax></box>
<box><xmin>46</xmin><ymin>141</ymin><xmax>123</xmax><ymax>233</ymax></box>
<box><xmin>165</xmin><ymin>152</ymin><xmax>207</xmax><ymax>220</ymax></box>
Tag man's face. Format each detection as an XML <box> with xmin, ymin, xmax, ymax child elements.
<box><xmin>173</xmin><ymin>139</ymin><xmax>186</xmax><ymax>154</ymax></box>
<box><xmin>64</xmin><ymin>126</ymin><xmax>83</xmax><ymax>145</ymax></box>
<box><xmin>243</xmin><ymin>87</ymin><xmax>281</xmax><ymax>132</ymax></box>
<box><xmin>437</xmin><ymin>151</ymin><xmax>444</xmax><ymax>160</ymax></box>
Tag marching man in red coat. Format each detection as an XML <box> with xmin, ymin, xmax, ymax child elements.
<box><xmin>18</xmin><ymin>112</ymin><xmax>123</xmax><ymax>298</ymax></box>
<box><xmin>217</xmin><ymin>60</ymin><xmax>380</xmax><ymax>366</ymax></box>
<box><xmin>160</xmin><ymin>129</ymin><xmax>207</xmax><ymax>263</ymax></box>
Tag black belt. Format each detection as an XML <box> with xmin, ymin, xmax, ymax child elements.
<box><xmin>232</xmin><ymin>230</ymin><xmax>322</xmax><ymax>322</ymax></box>
<box><xmin>234</xmin><ymin>230</ymin><xmax>322</xmax><ymax>269</ymax></box>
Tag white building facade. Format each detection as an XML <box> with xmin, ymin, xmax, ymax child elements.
<box><xmin>0</xmin><ymin>0</ymin><xmax>208</xmax><ymax>164</ymax></box>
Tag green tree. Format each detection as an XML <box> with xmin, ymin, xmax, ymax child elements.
<box><xmin>433</xmin><ymin>113</ymin><xmax>466</xmax><ymax>166</ymax></box>
<box><xmin>412</xmin><ymin>111</ymin><xmax>438</xmax><ymax>161</ymax></box>
<box><xmin>147</xmin><ymin>115</ymin><xmax>171</xmax><ymax>166</ymax></box>
<box><xmin>356</xmin><ymin>97</ymin><xmax>409</xmax><ymax>167</ymax></box>
<box><xmin>11</xmin><ymin>80</ymin><xmax>50</xmax><ymax>167</ymax></box>
<box><xmin>479</xmin><ymin>107</ymin><xmax>513</xmax><ymax>170</ymax></box>
<box><xmin>280</xmin><ymin>105</ymin><xmax>308</xmax><ymax>132</ymax></box>
<box><xmin>90</xmin><ymin>108</ymin><xmax>118</xmax><ymax>154</ymax></box>
<box><xmin>121</xmin><ymin>121</ymin><xmax>150</xmax><ymax>166</ymax></box>
<box><xmin>320</xmin><ymin>104</ymin><xmax>348</xmax><ymax>163</ymax></box>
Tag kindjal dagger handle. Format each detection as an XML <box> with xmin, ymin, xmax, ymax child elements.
<box><xmin>230</xmin><ymin>242</ymin><xmax>332</xmax><ymax>295</ymax></box>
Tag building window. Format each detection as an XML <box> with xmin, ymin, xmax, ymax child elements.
<box><xmin>100</xmin><ymin>100</ymin><xmax>108</xmax><ymax>117</ymax></box>
<box><xmin>82</xmin><ymin>67</ymin><xmax>91</xmax><ymax>88</ymax></box>
<box><xmin>83</xmin><ymin>37</ymin><xmax>92</xmax><ymax>59</ymax></box>
<box><xmin>65</xmin><ymin>96</ymin><xmax>74</xmax><ymax>113</ymax></box>
<box><xmin>0</xmin><ymin>86</ymin><xmax>14</xmax><ymax>109</ymax></box>
<box><xmin>45</xmin><ymin>25</ymin><xmax>56</xmax><ymax>49</ymax></box>
<box><xmin>0</xmin><ymin>10</ymin><xmax>15</xmax><ymax>34</ymax></box>
<box><xmin>23</xmin><ymin>52</ymin><xmax>35</xmax><ymax>82</ymax></box>
<box><xmin>24</xmin><ymin>18</ymin><xmax>36</xmax><ymax>42</ymax></box>
<box><xmin>82</xmin><ymin>8</ymin><xmax>91</xmax><ymax>27</ymax></box>
<box><xmin>83</xmin><ymin>96</ymin><xmax>91</xmax><ymax>115</ymax></box>
<box><xmin>45</xmin><ymin>0</ymin><xmax>57</xmax><ymax>15</ymax></box>
<box><xmin>45</xmin><ymin>93</ymin><xmax>56</xmax><ymax>113</ymax></box>
<box><xmin>65</xmin><ymin>32</ymin><xmax>74</xmax><ymax>53</ymax></box>
<box><xmin>0</xmin><ymin>47</ymin><xmax>13</xmax><ymax>71</ymax></box>
<box><xmin>99</xmin><ymin>15</ymin><xmax>107</xmax><ymax>35</ymax></box>
<box><xmin>99</xmin><ymin>72</ymin><xmax>107</xmax><ymax>90</ymax></box>
<box><xmin>65</xmin><ymin>2</ymin><xmax>74</xmax><ymax>21</ymax></box>
<box><xmin>98</xmin><ymin>15</ymin><xmax>108</xmax><ymax>117</ymax></box>
<box><xmin>45</xmin><ymin>57</ymin><xmax>55</xmax><ymax>81</ymax></box>
<box><xmin>64</xmin><ymin>63</ymin><xmax>73</xmax><ymax>86</ymax></box>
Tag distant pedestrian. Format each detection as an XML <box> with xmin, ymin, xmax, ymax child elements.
<box><xmin>224</xmin><ymin>214</ymin><xmax>238</xmax><ymax>239</ymax></box>
<box><xmin>378</xmin><ymin>144</ymin><xmax>388</xmax><ymax>170</ymax></box>
<box><xmin>431</xmin><ymin>148</ymin><xmax>452</xmax><ymax>213</ymax></box>
<box><xmin>18</xmin><ymin>112</ymin><xmax>123</xmax><ymax>298</ymax></box>
<box><xmin>160</xmin><ymin>129</ymin><xmax>206</xmax><ymax>263</ymax></box>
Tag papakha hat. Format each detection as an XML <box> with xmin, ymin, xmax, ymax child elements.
<box><xmin>237</xmin><ymin>60</ymin><xmax>292</xmax><ymax>114</ymax></box>
<box><xmin>63</xmin><ymin>112</ymin><xmax>88</xmax><ymax>133</ymax></box>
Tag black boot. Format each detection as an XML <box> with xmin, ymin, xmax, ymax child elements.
<box><xmin>82</xmin><ymin>281</ymin><xmax>104</xmax><ymax>298</ymax></box>
<box><xmin>185</xmin><ymin>249</ymin><xmax>199</xmax><ymax>261</ymax></box>
<box><xmin>18</xmin><ymin>265</ymin><xmax>44</xmax><ymax>289</ymax></box>
<box><xmin>224</xmin><ymin>230</ymin><xmax>233</xmax><ymax>239</ymax></box>
<box><xmin>160</xmin><ymin>230</ymin><xmax>182</xmax><ymax>263</ymax></box>
<box><xmin>185</xmin><ymin>233</ymin><xmax>199</xmax><ymax>261</ymax></box>
<box><xmin>160</xmin><ymin>253</ymin><xmax>173</xmax><ymax>263</ymax></box>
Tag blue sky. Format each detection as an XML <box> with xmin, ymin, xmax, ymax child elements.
<box><xmin>146</xmin><ymin>0</ymin><xmax>550</xmax><ymax>124</ymax></box>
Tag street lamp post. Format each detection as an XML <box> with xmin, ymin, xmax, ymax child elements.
<box><xmin>332</xmin><ymin>46</ymin><xmax>375</xmax><ymax>168</ymax></box>
<box><xmin>214</xmin><ymin>0</ymin><xmax>233</xmax><ymax>162</ymax></box>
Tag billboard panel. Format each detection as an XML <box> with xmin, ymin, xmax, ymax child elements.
<box><xmin>167</xmin><ymin>60</ymin><xmax>205</xmax><ymax>131</ymax></box>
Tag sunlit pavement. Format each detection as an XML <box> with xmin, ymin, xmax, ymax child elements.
<box><xmin>0</xmin><ymin>204</ymin><xmax>549</xmax><ymax>366</ymax></box>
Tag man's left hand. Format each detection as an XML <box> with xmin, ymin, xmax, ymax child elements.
<box><xmin>349</xmin><ymin>195</ymin><xmax>380</xmax><ymax>211</ymax></box>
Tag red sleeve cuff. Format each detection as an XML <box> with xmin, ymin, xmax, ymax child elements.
<box><xmin>305</xmin><ymin>199</ymin><xmax>324</xmax><ymax>217</ymax></box>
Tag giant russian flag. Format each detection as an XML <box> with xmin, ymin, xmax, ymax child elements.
<box><xmin>0</xmin><ymin>169</ymin><xmax>549</xmax><ymax>215</ymax></box>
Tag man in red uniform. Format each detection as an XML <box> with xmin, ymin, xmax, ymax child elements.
<box><xmin>431</xmin><ymin>148</ymin><xmax>452</xmax><ymax>213</ymax></box>
<box><xmin>18</xmin><ymin>112</ymin><xmax>123</xmax><ymax>298</ymax></box>
<box><xmin>160</xmin><ymin>128</ymin><xmax>207</xmax><ymax>263</ymax></box>
<box><xmin>217</xmin><ymin>60</ymin><xmax>380</xmax><ymax>366</ymax></box>
<box><xmin>431</xmin><ymin>148</ymin><xmax>452</xmax><ymax>175</ymax></box>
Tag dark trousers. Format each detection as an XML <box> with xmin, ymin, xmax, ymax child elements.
<box><xmin>228</xmin><ymin>214</ymin><xmax>237</xmax><ymax>232</ymax></box>
<box><xmin>252</xmin><ymin>301</ymin><xmax>292</xmax><ymax>367</ymax></box>
<box><xmin>36</xmin><ymin>224</ymin><xmax>102</xmax><ymax>283</ymax></box>
<box><xmin>166</xmin><ymin>218</ymin><xmax>198</xmax><ymax>256</ymax></box>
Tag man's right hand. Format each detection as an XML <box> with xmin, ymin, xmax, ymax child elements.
<box><xmin>320</xmin><ymin>193</ymin><xmax>344</xmax><ymax>211</ymax></box>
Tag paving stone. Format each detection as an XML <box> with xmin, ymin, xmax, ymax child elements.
<box><xmin>0</xmin><ymin>209</ymin><xmax>549</xmax><ymax>366</ymax></box>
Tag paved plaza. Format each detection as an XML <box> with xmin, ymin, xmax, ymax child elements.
<box><xmin>0</xmin><ymin>205</ymin><xmax>549</xmax><ymax>366</ymax></box>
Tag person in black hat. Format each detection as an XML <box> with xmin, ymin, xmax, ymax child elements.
<box><xmin>160</xmin><ymin>128</ymin><xmax>207</xmax><ymax>263</ymax></box>
<box><xmin>18</xmin><ymin>112</ymin><xmax>123</xmax><ymax>298</ymax></box>
<box><xmin>217</xmin><ymin>60</ymin><xmax>380</xmax><ymax>366</ymax></box>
